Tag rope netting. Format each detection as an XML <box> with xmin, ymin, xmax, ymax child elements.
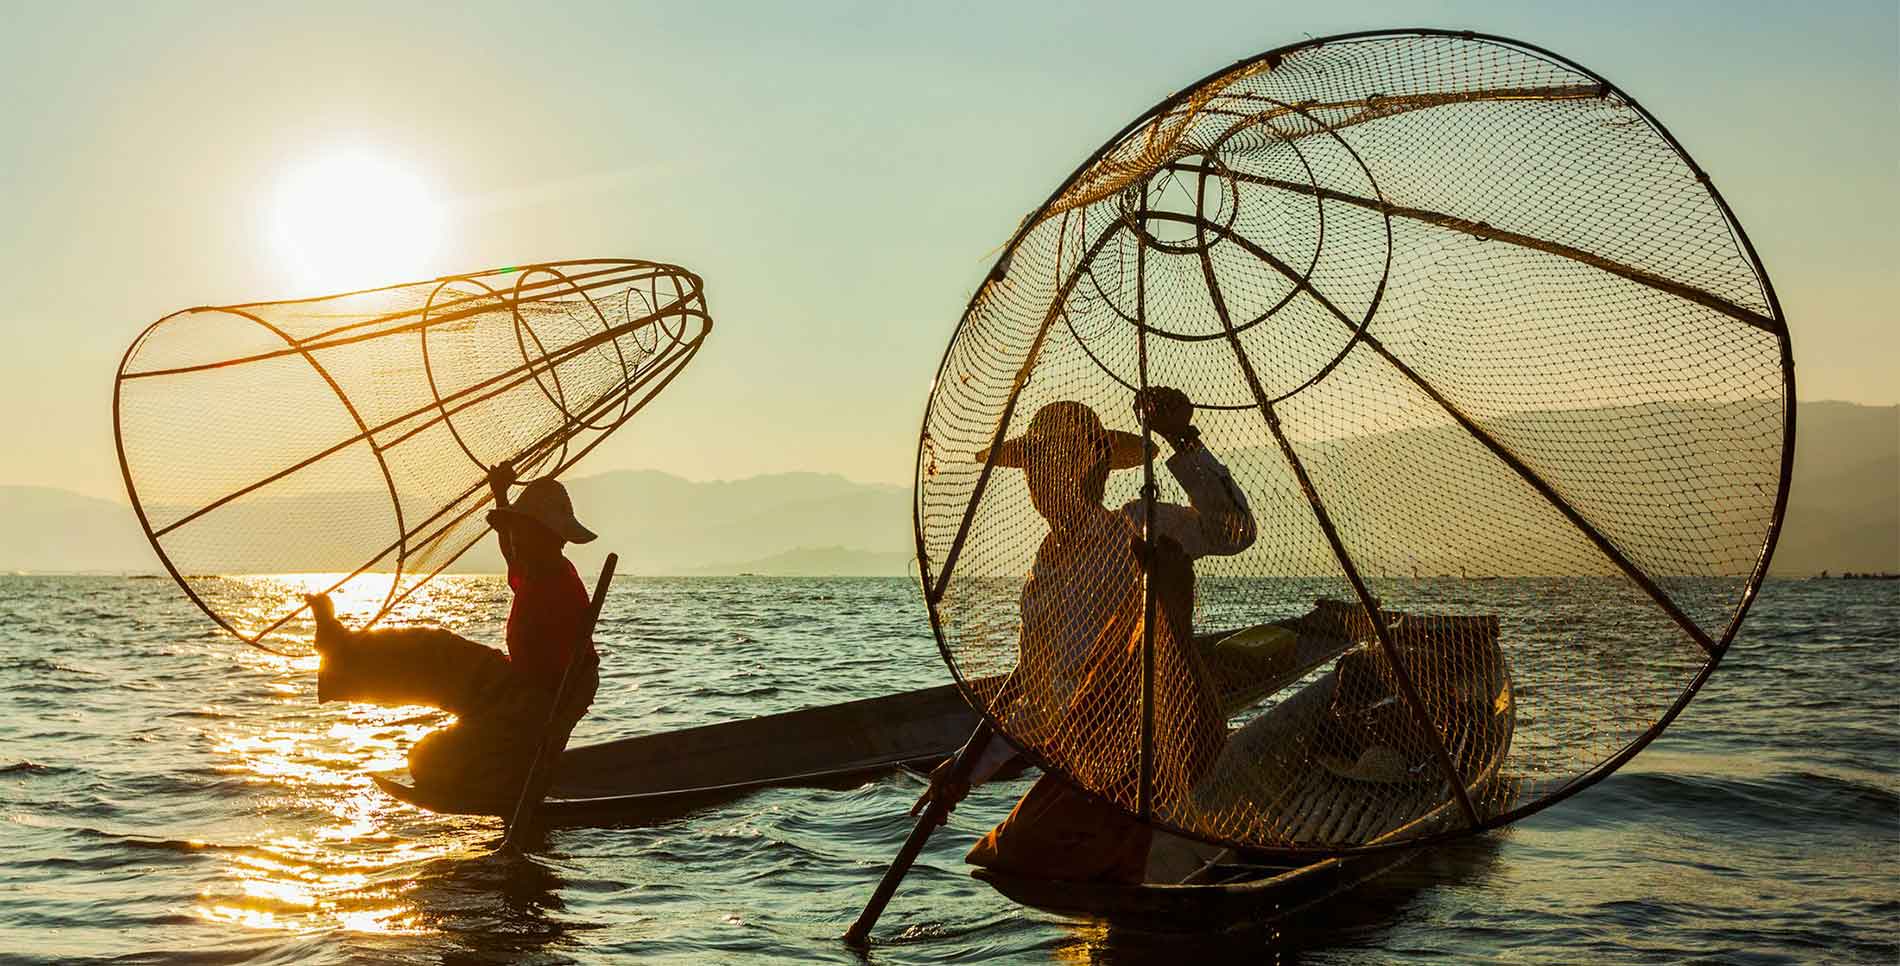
<box><xmin>916</xmin><ymin>31</ymin><xmax>1791</xmax><ymax>856</ymax></box>
<box><xmin>115</xmin><ymin>259</ymin><xmax>711</xmax><ymax>654</ymax></box>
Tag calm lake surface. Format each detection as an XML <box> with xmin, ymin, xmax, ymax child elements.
<box><xmin>0</xmin><ymin>576</ymin><xmax>1894</xmax><ymax>964</ymax></box>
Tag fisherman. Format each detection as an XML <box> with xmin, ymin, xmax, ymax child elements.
<box><xmin>482</xmin><ymin>460</ymin><xmax>600</xmax><ymax>699</ymax></box>
<box><xmin>306</xmin><ymin>461</ymin><xmax>601</xmax><ymax>808</ymax></box>
<box><xmin>915</xmin><ymin>387</ymin><xmax>1256</xmax><ymax>883</ymax></box>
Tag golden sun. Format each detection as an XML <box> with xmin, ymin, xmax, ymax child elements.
<box><xmin>268</xmin><ymin>147</ymin><xmax>444</xmax><ymax>293</ymax></box>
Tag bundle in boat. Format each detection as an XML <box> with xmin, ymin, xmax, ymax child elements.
<box><xmin>914</xmin><ymin>29</ymin><xmax>1792</xmax><ymax>861</ymax></box>
<box><xmin>114</xmin><ymin>259</ymin><xmax>711</xmax><ymax>651</ymax></box>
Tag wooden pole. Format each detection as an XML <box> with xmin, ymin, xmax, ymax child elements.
<box><xmin>1133</xmin><ymin>186</ymin><xmax>1159</xmax><ymax>823</ymax></box>
<box><xmin>842</xmin><ymin>720</ymin><xmax>993</xmax><ymax>948</ymax></box>
<box><xmin>500</xmin><ymin>552</ymin><xmax>618</xmax><ymax>853</ymax></box>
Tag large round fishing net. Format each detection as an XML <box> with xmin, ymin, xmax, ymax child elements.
<box><xmin>116</xmin><ymin>259</ymin><xmax>711</xmax><ymax>653</ymax></box>
<box><xmin>916</xmin><ymin>31</ymin><xmax>1791</xmax><ymax>855</ymax></box>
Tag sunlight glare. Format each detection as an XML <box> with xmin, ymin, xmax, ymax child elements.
<box><xmin>269</xmin><ymin>147</ymin><xmax>445</xmax><ymax>293</ymax></box>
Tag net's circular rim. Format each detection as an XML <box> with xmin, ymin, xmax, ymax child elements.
<box><xmin>911</xmin><ymin>28</ymin><xmax>1796</xmax><ymax>857</ymax></box>
<box><xmin>114</xmin><ymin>257</ymin><xmax>714</xmax><ymax>655</ymax></box>
<box><xmin>1063</xmin><ymin>95</ymin><xmax>1396</xmax><ymax>411</ymax></box>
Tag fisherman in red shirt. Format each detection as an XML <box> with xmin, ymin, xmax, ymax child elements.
<box><xmin>474</xmin><ymin>460</ymin><xmax>602</xmax><ymax>804</ymax></box>
<box><xmin>306</xmin><ymin>460</ymin><xmax>603</xmax><ymax>808</ymax></box>
<box><xmin>485</xmin><ymin>460</ymin><xmax>598</xmax><ymax>695</ymax></box>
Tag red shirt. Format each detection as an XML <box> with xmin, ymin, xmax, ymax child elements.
<box><xmin>506</xmin><ymin>558</ymin><xmax>594</xmax><ymax>689</ymax></box>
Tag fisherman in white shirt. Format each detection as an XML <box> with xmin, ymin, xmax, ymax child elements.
<box><xmin>916</xmin><ymin>386</ymin><xmax>1257</xmax><ymax>883</ymax></box>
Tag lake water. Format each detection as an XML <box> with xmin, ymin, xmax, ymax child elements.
<box><xmin>0</xmin><ymin>576</ymin><xmax>1894</xmax><ymax>964</ymax></box>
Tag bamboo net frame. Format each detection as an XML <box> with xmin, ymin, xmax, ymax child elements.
<box><xmin>114</xmin><ymin>259</ymin><xmax>712</xmax><ymax>654</ymax></box>
<box><xmin>914</xmin><ymin>30</ymin><xmax>1792</xmax><ymax>857</ymax></box>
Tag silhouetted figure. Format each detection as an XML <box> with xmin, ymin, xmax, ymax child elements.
<box><xmin>483</xmin><ymin>462</ymin><xmax>599</xmax><ymax>696</ymax></box>
<box><xmin>918</xmin><ymin>388</ymin><xmax>1256</xmax><ymax>883</ymax></box>
<box><xmin>310</xmin><ymin>462</ymin><xmax>600</xmax><ymax>809</ymax></box>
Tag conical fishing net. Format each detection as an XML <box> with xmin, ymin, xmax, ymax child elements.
<box><xmin>115</xmin><ymin>259</ymin><xmax>711</xmax><ymax>653</ymax></box>
<box><xmin>916</xmin><ymin>31</ymin><xmax>1792</xmax><ymax>855</ymax></box>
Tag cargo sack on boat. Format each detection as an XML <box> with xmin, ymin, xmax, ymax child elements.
<box><xmin>914</xmin><ymin>31</ymin><xmax>1792</xmax><ymax>856</ymax></box>
<box><xmin>115</xmin><ymin>260</ymin><xmax>711</xmax><ymax>652</ymax></box>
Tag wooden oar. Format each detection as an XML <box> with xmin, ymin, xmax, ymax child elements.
<box><xmin>500</xmin><ymin>552</ymin><xmax>618</xmax><ymax>853</ymax></box>
<box><xmin>842</xmin><ymin>720</ymin><xmax>992</xmax><ymax>948</ymax></box>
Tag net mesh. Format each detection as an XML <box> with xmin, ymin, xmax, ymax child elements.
<box><xmin>115</xmin><ymin>259</ymin><xmax>711</xmax><ymax>653</ymax></box>
<box><xmin>916</xmin><ymin>32</ymin><xmax>1790</xmax><ymax>855</ymax></box>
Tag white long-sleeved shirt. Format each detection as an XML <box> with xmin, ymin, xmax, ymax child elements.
<box><xmin>965</xmin><ymin>444</ymin><xmax>1255</xmax><ymax>784</ymax></box>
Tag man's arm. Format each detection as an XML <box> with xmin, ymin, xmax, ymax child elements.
<box><xmin>1135</xmin><ymin>387</ymin><xmax>1257</xmax><ymax>557</ymax></box>
<box><xmin>1157</xmin><ymin>442</ymin><xmax>1256</xmax><ymax>555</ymax></box>
<box><xmin>485</xmin><ymin>461</ymin><xmax>518</xmax><ymax>569</ymax></box>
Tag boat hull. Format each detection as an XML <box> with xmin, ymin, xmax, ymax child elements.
<box><xmin>375</xmin><ymin>680</ymin><xmax>979</xmax><ymax>823</ymax></box>
<box><xmin>971</xmin><ymin>847</ymin><xmax>1420</xmax><ymax>932</ymax></box>
<box><xmin>367</xmin><ymin>619</ymin><xmax>1326</xmax><ymax>822</ymax></box>
<box><xmin>970</xmin><ymin>609</ymin><xmax>1516</xmax><ymax>928</ymax></box>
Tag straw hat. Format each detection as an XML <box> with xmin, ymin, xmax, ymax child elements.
<box><xmin>494</xmin><ymin>478</ymin><xmax>597</xmax><ymax>544</ymax></box>
<box><xmin>976</xmin><ymin>401</ymin><xmax>1147</xmax><ymax>470</ymax></box>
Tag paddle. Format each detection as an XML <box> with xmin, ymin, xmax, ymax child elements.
<box><xmin>499</xmin><ymin>552</ymin><xmax>618</xmax><ymax>853</ymax></box>
<box><xmin>842</xmin><ymin>720</ymin><xmax>992</xmax><ymax>948</ymax></box>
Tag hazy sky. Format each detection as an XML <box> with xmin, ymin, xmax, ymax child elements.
<box><xmin>3</xmin><ymin>0</ymin><xmax>1893</xmax><ymax>501</ymax></box>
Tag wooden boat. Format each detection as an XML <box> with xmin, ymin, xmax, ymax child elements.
<box><xmin>973</xmin><ymin>612</ymin><xmax>1515</xmax><ymax>931</ymax></box>
<box><xmin>974</xmin><ymin>844</ymin><xmax>1424</xmax><ymax>932</ymax></box>
<box><xmin>372</xmin><ymin>608</ymin><xmax>1370</xmax><ymax>825</ymax></box>
<box><xmin>376</xmin><ymin>680</ymin><xmax>978</xmax><ymax>824</ymax></box>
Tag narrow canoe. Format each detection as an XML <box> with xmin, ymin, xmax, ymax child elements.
<box><xmin>973</xmin><ymin>848</ymin><xmax>1422</xmax><ymax>932</ymax></box>
<box><xmin>370</xmin><ymin>613</ymin><xmax>1360</xmax><ymax>823</ymax></box>
<box><xmin>973</xmin><ymin>612</ymin><xmax>1516</xmax><ymax>929</ymax></box>
<box><xmin>375</xmin><ymin>680</ymin><xmax>978</xmax><ymax>824</ymax></box>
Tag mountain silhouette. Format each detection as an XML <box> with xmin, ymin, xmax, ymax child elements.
<box><xmin>3</xmin><ymin>402</ymin><xmax>1891</xmax><ymax>576</ymax></box>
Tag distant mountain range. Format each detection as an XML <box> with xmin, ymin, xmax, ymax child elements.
<box><xmin>682</xmin><ymin>545</ymin><xmax>914</xmax><ymax>577</ymax></box>
<box><xmin>2</xmin><ymin>402</ymin><xmax>1892</xmax><ymax>577</ymax></box>
<box><xmin>0</xmin><ymin>470</ymin><xmax>915</xmax><ymax>578</ymax></box>
<box><xmin>0</xmin><ymin>486</ymin><xmax>157</xmax><ymax>574</ymax></box>
<box><xmin>495</xmin><ymin>471</ymin><xmax>913</xmax><ymax>577</ymax></box>
<box><xmin>1773</xmin><ymin>401</ymin><xmax>1899</xmax><ymax>576</ymax></box>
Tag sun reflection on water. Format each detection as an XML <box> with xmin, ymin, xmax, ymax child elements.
<box><xmin>189</xmin><ymin>574</ymin><xmax>506</xmax><ymax>937</ymax></box>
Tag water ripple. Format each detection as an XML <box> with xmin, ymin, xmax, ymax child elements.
<box><xmin>0</xmin><ymin>575</ymin><xmax>1892</xmax><ymax>964</ymax></box>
